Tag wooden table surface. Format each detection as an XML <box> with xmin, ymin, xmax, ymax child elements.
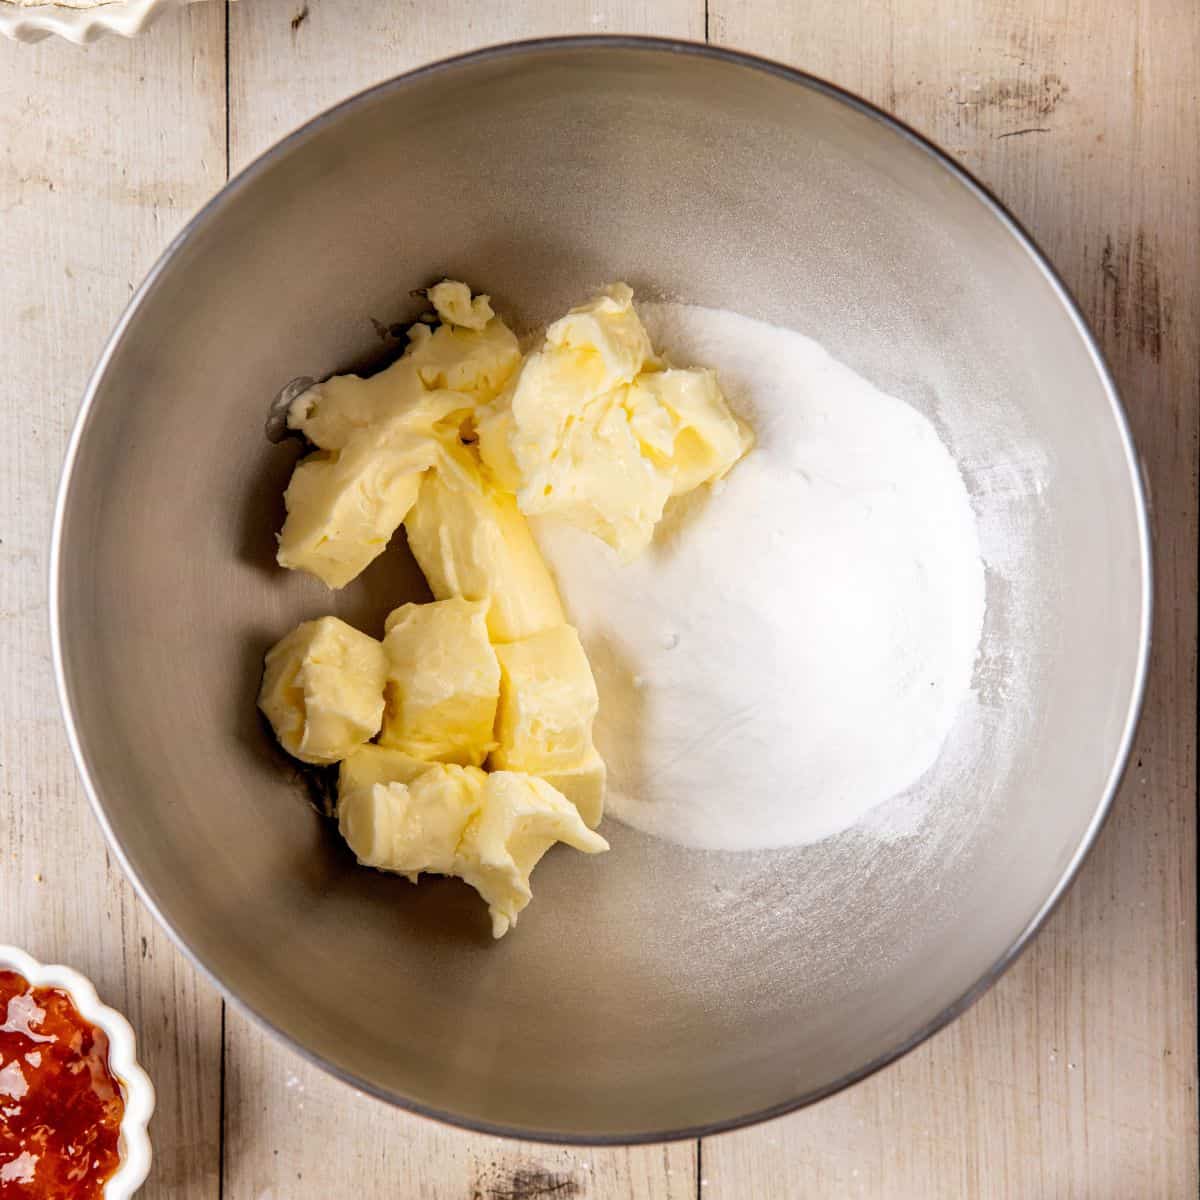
<box><xmin>2</xmin><ymin>2</ymin><xmax>1196</xmax><ymax>1196</ymax></box>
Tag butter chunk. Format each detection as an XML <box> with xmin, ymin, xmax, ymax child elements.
<box><xmin>259</xmin><ymin>617</ymin><xmax>387</xmax><ymax>764</ymax></box>
<box><xmin>338</xmin><ymin>758</ymin><xmax>485</xmax><ymax>881</ymax></box>
<box><xmin>476</xmin><ymin>282</ymin><xmax>652</xmax><ymax>496</ymax></box>
<box><xmin>276</xmin><ymin>430</ymin><xmax>436</xmax><ymax>589</ymax></box>
<box><xmin>287</xmin><ymin>285</ymin><xmax>518</xmax><ymax>450</ymax></box>
<box><xmin>379</xmin><ymin>597</ymin><xmax>500</xmax><ymax>766</ymax></box>
<box><xmin>404</xmin><ymin>317</ymin><xmax>521</xmax><ymax>403</ymax></box>
<box><xmin>338</xmin><ymin>744</ymin><xmax>431</xmax><ymax>794</ymax></box>
<box><xmin>428</xmin><ymin>279</ymin><xmax>495</xmax><ymax>331</ymax></box>
<box><xmin>455</xmin><ymin>772</ymin><xmax>609</xmax><ymax>938</ymax></box>
<box><xmin>338</xmin><ymin>758</ymin><xmax>608</xmax><ymax>937</ymax></box>
<box><xmin>492</xmin><ymin>625</ymin><xmax>599</xmax><ymax>772</ymax></box>
<box><xmin>476</xmin><ymin>284</ymin><xmax>722</xmax><ymax>560</ymax></box>
<box><xmin>476</xmin><ymin>283</ymin><xmax>754</xmax><ymax>559</ymax></box>
<box><xmin>625</xmin><ymin>368</ymin><xmax>754</xmax><ymax>495</ymax></box>
<box><xmin>534</xmin><ymin>748</ymin><xmax>607</xmax><ymax>829</ymax></box>
<box><xmin>528</xmin><ymin>391</ymin><xmax>674</xmax><ymax>560</ymax></box>
<box><xmin>288</xmin><ymin>368</ymin><xmax>466</xmax><ymax>452</ymax></box>
<box><xmin>403</xmin><ymin>442</ymin><xmax>566</xmax><ymax>643</ymax></box>
<box><xmin>544</xmin><ymin>282</ymin><xmax>652</xmax><ymax>392</ymax></box>
<box><xmin>279</xmin><ymin>291</ymin><xmax>521</xmax><ymax>589</ymax></box>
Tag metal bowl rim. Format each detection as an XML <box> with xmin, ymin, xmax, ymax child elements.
<box><xmin>48</xmin><ymin>33</ymin><xmax>1154</xmax><ymax>1145</ymax></box>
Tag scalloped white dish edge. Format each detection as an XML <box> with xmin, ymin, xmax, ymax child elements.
<box><xmin>0</xmin><ymin>0</ymin><xmax>216</xmax><ymax>44</ymax></box>
<box><xmin>0</xmin><ymin>944</ymin><xmax>155</xmax><ymax>1198</ymax></box>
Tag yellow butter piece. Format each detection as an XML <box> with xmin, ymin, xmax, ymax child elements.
<box><xmin>476</xmin><ymin>283</ymin><xmax>751</xmax><ymax>560</ymax></box>
<box><xmin>336</xmin><ymin>751</ymin><xmax>607</xmax><ymax>937</ymax></box>
<box><xmin>476</xmin><ymin>282</ymin><xmax>652</xmax><ymax>501</ymax></box>
<box><xmin>455</xmin><ymin>771</ymin><xmax>609</xmax><ymax>938</ymax></box>
<box><xmin>534</xmin><ymin>747</ymin><xmax>607</xmax><ymax>829</ymax></box>
<box><xmin>530</xmin><ymin>390</ymin><xmax>674</xmax><ymax>559</ymax></box>
<box><xmin>338</xmin><ymin>744</ymin><xmax>431</xmax><ymax>794</ymax></box>
<box><xmin>338</xmin><ymin>758</ymin><xmax>486</xmax><ymax>881</ymax></box>
<box><xmin>378</xmin><ymin>597</ymin><xmax>500</xmax><ymax>766</ymax></box>
<box><xmin>286</xmin><ymin>364</ymin><xmax>460</xmax><ymax>452</ymax></box>
<box><xmin>625</xmin><ymin>368</ymin><xmax>754</xmax><ymax>495</ymax></box>
<box><xmin>545</xmin><ymin>281</ymin><xmax>652</xmax><ymax>391</ymax></box>
<box><xmin>428</xmin><ymin>279</ymin><xmax>495</xmax><ymax>331</ymax></box>
<box><xmin>287</xmin><ymin>288</ymin><xmax>519</xmax><ymax>450</ymax></box>
<box><xmin>276</xmin><ymin>429</ymin><xmax>435</xmax><ymax>589</ymax></box>
<box><xmin>279</xmin><ymin>286</ymin><xmax>521</xmax><ymax>589</ymax></box>
<box><xmin>259</xmin><ymin>617</ymin><xmax>387</xmax><ymax>764</ymax></box>
<box><xmin>403</xmin><ymin>442</ymin><xmax>566</xmax><ymax>643</ymax></box>
<box><xmin>492</xmin><ymin>625</ymin><xmax>599</xmax><ymax>772</ymax></box>
<box><xmin>404</xmin><ymin>317</ymin><xmax>521</xmax><ymax>403</ymax></box>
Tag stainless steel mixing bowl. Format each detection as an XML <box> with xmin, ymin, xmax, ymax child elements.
<box><xmin>51</xmin><ymin>38</ymin><xmax>1150</xmax><ymax>1141</ymax></box>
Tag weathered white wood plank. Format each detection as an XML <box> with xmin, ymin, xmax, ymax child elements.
<box><xmin>228</xmin><ymin>0</ymin><xmax>706</xmax><ymax>171</ymax></box>
<box><xmin>0</xmin><ymin>10</ymin><xmax>228</xmax><ymax>1198</ymax></box>
<box><xmin>223</xmin><ymin>1010</ymin><xmax>698</xmax><ymax>1200</ymax></box>
<box><xmin>703</xmin><ymin>1</ymin><xmax>1199</xmax><ymax>1194</ymax></box>
<box><xmin>223</xmin><ymin>3</ymin><xmax>702</xmax><ymax>1197</ymax></box>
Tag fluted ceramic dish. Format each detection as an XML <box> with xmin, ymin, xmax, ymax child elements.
<box><xmin>0</xmin><ymin>944</ymin><xmax>155</xmax><ymax>1197</ymax></box>
<box><xmin>0</xmin><ymin>0</ymin><xmax>215</xmax><ymax>45</ymax></box>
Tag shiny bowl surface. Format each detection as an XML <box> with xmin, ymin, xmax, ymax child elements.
<box><xmin>52</xmin><ymin>38</ymin><xmax>1150</xmax><ymax>1142</ymax></box>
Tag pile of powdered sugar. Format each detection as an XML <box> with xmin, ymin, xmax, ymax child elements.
<box><xmin>532</xmin><ymin>301</ymin><xmax>988</xmax><ymax>852</ymax></box>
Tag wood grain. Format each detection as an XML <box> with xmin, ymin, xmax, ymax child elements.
<box><xmin>0</xmin><ymin>9</ymin><xmax>228</xmax><ymax>1199</ymax></box>
<box><xmin>704</xmin><ymin>2</ymin><xmax>1199</xmax><ymax>1196</ymax></box>
<box><xmin>227</xmin><ymin>0</ymin><xmax>706</xmax><ymax>172</ymax></box>
<box><xmin>222</xmin><ymin>1005</ymin><xmax>697</xmax><ymax>1200</ymax></box>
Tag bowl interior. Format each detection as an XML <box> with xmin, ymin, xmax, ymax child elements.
<box><xmin>55</xmin><ymin>41</ymin><xmax>1148</xmax><ymax>1139</ymax></box>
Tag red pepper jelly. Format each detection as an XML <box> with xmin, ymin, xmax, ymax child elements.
<box><xmin>0</xmin><ymin>970</ymin><xmax>124</xmax><ymax>1199</ymax></box>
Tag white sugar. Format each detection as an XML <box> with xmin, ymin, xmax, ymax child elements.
<box><xmin>533</xmin><ymin>302</ymin><xmax>988</xmax><ymax>851</ymax></box>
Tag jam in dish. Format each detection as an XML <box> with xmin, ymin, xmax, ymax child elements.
<box><xmin>0</xmin><ymin>970</ymin><xmax>124</xmax><ymax>1199</ymax></box>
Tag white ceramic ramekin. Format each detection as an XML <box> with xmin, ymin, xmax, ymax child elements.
<box><xmin>0</xmin><ymin>0</ymin><xmax>208</xmax><ymax>45</ymax></box>
<box><xmin>0</xmin><ymin>944</ymin><xmax>154</xmax><ymax>1198</ymax></box>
